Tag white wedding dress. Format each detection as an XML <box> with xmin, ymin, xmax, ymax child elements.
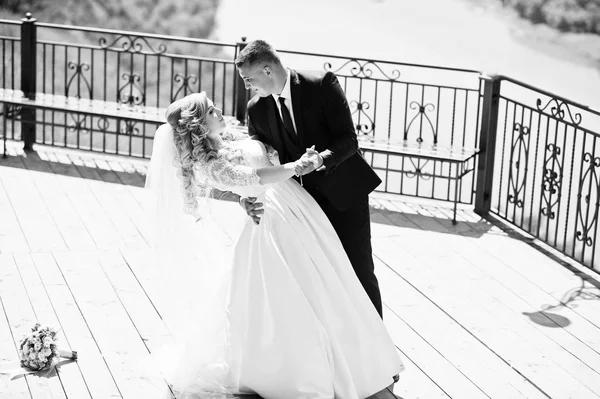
<box><xmin>148</xmin><ymin>132</ymin><xmax>404</xmax><ymax>399</ymax></box>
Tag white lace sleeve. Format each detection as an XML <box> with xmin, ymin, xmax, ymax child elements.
<box><xmin>195</xmin><ymin>156</ymin><xmax>260</xmax><ymax>190</ymax></box>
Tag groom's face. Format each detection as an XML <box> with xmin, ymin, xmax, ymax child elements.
<box><xmin>238</xmin><ymin>63</ymin><xmax>274</xmax><ymax>98</ymax></box>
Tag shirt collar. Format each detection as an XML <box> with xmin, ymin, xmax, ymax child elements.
<box><xmin>273</xmin><ymin>68</ymin><xmax>292</xmax><ymax>101</ymax></box>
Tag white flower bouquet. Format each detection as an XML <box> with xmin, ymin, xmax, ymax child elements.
<box><xmin>17</xmin><ymin>323</ymin><xmax>77</xmax><ymax>372</ymax></box>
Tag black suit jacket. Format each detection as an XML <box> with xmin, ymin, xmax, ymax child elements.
<box><xmin>247</xmin><ymin>69</ymin><xmax>382</xmax><ymax>211</ymax></box>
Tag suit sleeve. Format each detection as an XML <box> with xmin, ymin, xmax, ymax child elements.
<box><xmin>247</xmin><ymin>105</ymin><xmax>267</xmax><ymax>143</ymax></box>
<box><xmin>319</xmin><ymin>71</ymin><xmax>359</xmax><ymax>174</ymax></box>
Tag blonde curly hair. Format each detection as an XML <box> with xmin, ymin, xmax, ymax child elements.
<box><xmin>165</xmin><ymin>92</ymin><xmax>219</xmax><ymax>216</ymax></box>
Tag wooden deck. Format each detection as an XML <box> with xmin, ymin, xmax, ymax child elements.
<box><xmin>1</xmin><ymin>142</ymin><xmax>600</xmax><ymax>399</ymax></box>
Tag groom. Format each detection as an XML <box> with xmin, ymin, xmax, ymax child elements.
<box><xmin>234</xmin><ymin>40</ymin><xmax>385</xmax><ymax>319</ymax></box>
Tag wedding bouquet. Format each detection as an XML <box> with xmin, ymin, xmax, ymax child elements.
<box><xmin>17</xmin><ymin>323</ymin><xmax>77</xmax><ymax>372</ymax></box>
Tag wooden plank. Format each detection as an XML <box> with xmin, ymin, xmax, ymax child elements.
<box><xmin>376</xmin><ymin>198</ymin><xmax>453</xmax><ymax>235</ymax></box>
<box><xmin>0</xmin><ymin>258</ymin><xmax>32</xmax><ymax>399</ymax></box>
<box><xmin>12</xmin><ymin>253</ymin><xmax>91</xmax><ymax>399</ymax></box>
<box><xmin>359</xmin><ymin>140</ymin><xmax>478</xmax><ymax>162</ymax></box>
<box><xmin>31</xmin><ymin>252</ymin><xmax>123</xmax><ymax>398</ymax></box>
<box><xmin>0</xmin><ymin>156</ymin><xmax>67</xmax><ymax>252</ymax></box>
<box><xmin>103</xmin><ymin>158</ymin><xmax>152</xmax><ymax>244</ymax></box>
<box><xmin>64</xmin><ymin>153</ymin><xmax>147</xmax><ymax>250</ymax></box>
<box><xmin>0</xmin><ymin>174</ymin><xmax>30</xmax><ymax>254</ymax></box>
<box><xmin>52</xmin><ymin>250</ymin><xmax>164</xmax><ymax>398</ymax></box>
<box><xmin>17</xmin><ymin>152</ymin><xmax>96</xmax><ymax>251</ymax></box>
<box><xmin>375</xmin><ymin>232</ymin><xmax>600</xmax><ymax>398</ymax></box>
<box><xmin>380</xmin><ymin>306</ymin><xmax>453</xmax><ymax>399</ymax></box>
<box><xmin>119</xmin><ymin>249</ymin><xmax>169</xmax><ymax>324</ymax></box>
<box><xmin>374</xmin><ymin>251</ymin><xmax>542</xmax><ymax>399</ymax></box>
<box><xmin>104</xmin><ymin>158</ymin><xmax>146</xmax><ymax>188</ymax></box>
<box><xmin>37</xmin><ymin>150</ymin><xmax>126</xmax><ymax>250</ymax></box>
<box><xmin>96</xmin><ymin>250</ymin><xmax>172</xmax><ymax>353</ymax></box>
<box><xmin>426</xmin><ymin>232</ymin><xmax>600</xmax><ymax>395</ymax></box>
<box><xmin>90</xmin><ymin>157</ymin><xmax>149</xmax><ymax>249</ymax></box>
<box><xmin>95</xmin><ymin>250</ymin><xmax>175</xmax><ymax>399</ymax></box>
<box><xmin>370</xmin><ymin>197</ymin><xmax>421</xmax><ymax>230</ymax></box>
<box><xmin>0</xmin><ymin>89</ymin><xmax>165</xmax><ymax>124</ymax></box>
<box><xmin>474</xmin><ymin>229</ymin><xmax>600</xmax><ymax>329</ymax></box>
<box><xmin>448</xmin><ymin>232</ymin><xmax>600</xmax><ymax>370</ymax></box>
<box><xmin>0</xmin><ymin>254</ymin><xmax>64</xmax><ymax>399</ymax></box>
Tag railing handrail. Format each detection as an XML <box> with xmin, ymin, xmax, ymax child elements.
<box><xmin>0</xmin><ymin>19</ymin><xmax>21</xmax><ymax>26</ymax></box>
<box><xmin>495</xmin><ymin>74</ymin><xmax>600</xmax><ymax>117</ymax></box>
<box><xmin>277</xmin><ymin>48</ymin><xmax>483</xmax><ymax>75</ymax></box>
<box><xmin>36</xmin><ymin>38</ymin><xmax>236</xmax><ymax>63</ymax></box>
<box><xmin>35</xmin><ymin>22</ymin><xmax>239</xmax><ymax>49</ymax></box>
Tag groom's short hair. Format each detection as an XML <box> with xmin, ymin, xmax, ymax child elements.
<box><xmin>235</xmin><ymin>40</ymin><xmax>281</xmax><ymax>68</ymax></box>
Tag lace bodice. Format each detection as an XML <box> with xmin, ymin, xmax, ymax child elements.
<box><xmin>193</xmin><ymin>139</ymin><xmax>278</xmax><ymax>198</ymax></box>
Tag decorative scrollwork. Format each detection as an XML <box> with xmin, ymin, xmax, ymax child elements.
<box><xmin>404</xmin><ymin>101</ymin><xmax>437</xmax><ymax>143</ymax></box>
<box><xmin>575</xmin><ymin>152</ymin><xmax>600</xmax><ymax>247</ymax></box>
<box><xmin>541</xmin><ymin>143</ymin><xmax>563</xmax><ymax>219</ymax></box>
<box><xmin>404</xmin><ymin>158</ymin><xmax>433</xmax><ymax>180</ymax></box>
<box><xmin>99</xmin><ymin>35</ymin><xmax>167</xmax><ymax>54</ymax></box>
<box><xmin>68</xmin><ymin>113</ymin><xmax>91</xmax><ymax>135</ymax></box>
<box><xmin>97</xmin><ymin>117</ymin><xmax>110</xmax><ymax>132</ymax></box>
<box><xmin>536</xmin><ymin>98</ymin><xmax>582</xmax><ymax>126</ymax></box>
<box><xmin>172</xmin><ymin>73</ymin><xmax>198</xmax><ymax>101</ymax></box>
<box><xmin>118</xmin><ymin>120</ymin><xmax>141</xmax><ymax>136</ymax></box>
<box><xmin>118</xmin><ymin>73</ymin><xmax>145</xmax><ymax>106</ymax></box>
<box><xmin>324</xmin><ymin>59</ymin><xmax>401</xmax><ymax>81</ymax></box>
<box><xmin>507</xmin><ymin>123</ymin><xmax>530</xmax><ymax>208</ymax></box>
<box><xmin>349</xmin><ymin>101</ymin><xmax>374</xmax><ymax>138</ymax></box>
<box><xmin>4</xmin><ymin>105</ymin><xmax>22</xmax><ymax>119</ymax></box>
<box><xmin>65</xmin><ymin>61</ymin><xmax>92</xmax><ymax>98</ymax></box>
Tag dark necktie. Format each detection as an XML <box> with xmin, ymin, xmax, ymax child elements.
<box><xmin>278</xmin><ymin>96</ymin><xmax>295</xmax><ymax>136</ymax></box>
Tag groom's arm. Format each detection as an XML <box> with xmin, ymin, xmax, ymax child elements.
<box><xmin>317</xmin><ymin>71</ymin><xmax>359</xmax><ymax>174</ymax></box>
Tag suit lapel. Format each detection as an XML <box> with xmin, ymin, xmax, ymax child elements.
<box><xmin>289</xmin><ymin>69</ymin><xmax>305</xmax><ymax>146</ymax></box>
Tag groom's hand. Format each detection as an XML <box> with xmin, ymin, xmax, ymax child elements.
<box><xmin>239</xmin><ymin>196</ymin><xmax>264</xmax><ymax>225</ymax></box>
<box><xmin>295</xmin><ymin>146</ymin><xmax>323</xmax><ymax>176</ymax></box>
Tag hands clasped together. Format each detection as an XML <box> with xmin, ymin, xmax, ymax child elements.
<box><xmin>240</xmin><ymin>146</ymin><xmax>323</xmax><ymax>225</ymax></box>
<box><xmin>293</xmin><ymin>145</ymin><xmax>324</xmax><ymax>177</ymax></box>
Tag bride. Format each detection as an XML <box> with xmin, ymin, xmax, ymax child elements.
<box><xmin>145</xmin><ymin>91</ymin><xmax>404</xmax><ymax>398</ymax></box>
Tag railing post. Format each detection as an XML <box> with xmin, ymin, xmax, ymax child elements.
<box><xmin>234</xmin><ymin>37</ymin><xmax>248</xmax><ymax>125</ymax></box>
<box><xmin>474</xmin><ymin>74</ymin><xmax>502</xmax><ymax>217</ymax></box>
<box><xmin>20</xmin><ymin>12</ymin><xmax>37</xmax><ymax>151</ymax></box>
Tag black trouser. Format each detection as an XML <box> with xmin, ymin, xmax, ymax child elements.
<box><xmin>315</xmin><ymin>194</ymin><xmax>383</xmax><ymax>318</ymax></box>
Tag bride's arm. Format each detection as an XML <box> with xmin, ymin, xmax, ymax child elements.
<box><xmin>255</xmin><ymin>162</ymin><xmax>297</xmax><ymax>185</ymax></box>
<box><xmin>198</xmin><ymin>157</ymin><xmax>298</xmax><ymax>189</ymax></box>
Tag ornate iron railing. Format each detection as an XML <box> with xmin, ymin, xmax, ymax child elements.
<box><xmin>1</xmin><ymin>15</ymin><xmax>239</xmax><ymax>157</ymax></box>
<box><xmin>0</xmin><ymin>17</ymin><xmax>485</xmax><ymax>203</ymax></box>
<box><xmin>275</xmin><ymin>49</ymin><xmax>484</xmax><ymax>204</ymax></box>
<box><xmin>482</xmin><ymin>76</ymin><xmax>600</xmax><ymax>269</ymax></box>
<box><xmin>0</xmin><ymin>19</ymin><xmax>21</xmax><ymax>139</ymax></box>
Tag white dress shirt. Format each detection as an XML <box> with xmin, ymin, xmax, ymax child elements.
<box><xmin>272</xmin><ymin>68</ymin><xmax>297</xmax><ymax>134</ymax></box>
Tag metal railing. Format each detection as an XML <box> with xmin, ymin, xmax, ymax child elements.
<box><xmin>475</xmin><ymin>75</ymin><xmax>600</xmax><ymax>270</ymax></box>
<box><xmin>0</xmin><ymin>16</ymin><xmax>485</xmax><ymax>202</ymax></box>
<box><xmin>271</xmin><ymin>48</ymin><xmax>484</xmax><ymax>204</ymax></box>
<box><xmin>1</xmin><ymin>14</ymin><xmax>239</xmax><ymax>156</ymax></box>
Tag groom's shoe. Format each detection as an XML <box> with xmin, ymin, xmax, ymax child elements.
<box><xmin>387</xmin><ymin>374</ymin><xmax>399</xmax><ymax>393</ymax></box>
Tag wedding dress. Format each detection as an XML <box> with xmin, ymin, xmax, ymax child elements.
<box><xmin>146</xmin><ymin>125</ymin><xmax>404</xmax><ymax>399</ymax></box>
